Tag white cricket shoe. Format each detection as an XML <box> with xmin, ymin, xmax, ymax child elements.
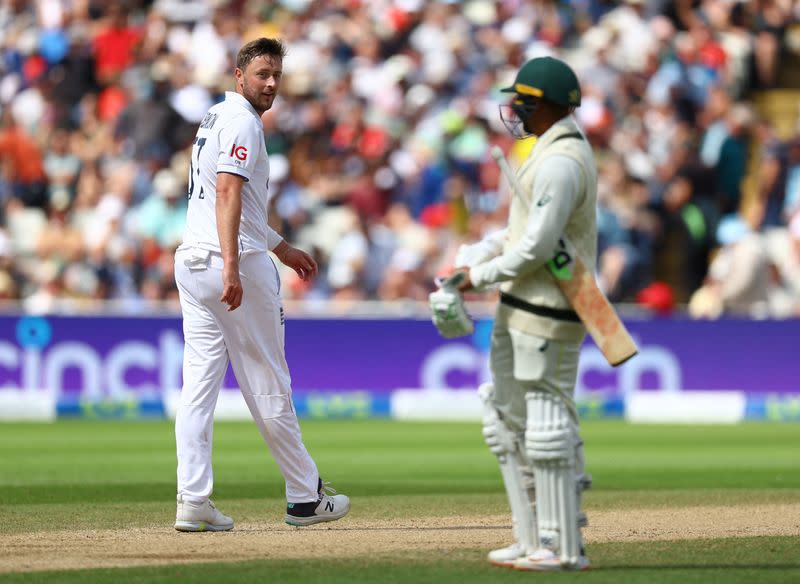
<box><xmin>488</xmin><ymin>542</ymin><xmax>527</xmax><ymax>567</ymax></box>
<box><xmin>284</xmin><ymin>480</ymin><xmax>350</xmax><ymax>527</ymax></box>
<box><xmin>174</xmin><ymin>494</ymin><xmax>234</xmax><ymax>532</ymax></box>
<box><xmin>514</xmin><ymin>548</ymin><xmax>590</xmax><ymax>571</ymax></box>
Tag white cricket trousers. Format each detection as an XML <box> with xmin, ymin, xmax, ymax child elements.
<box><xmin>489</xmin><ymin>321</ymin><xmax>581</xmax><ymax>433</ymax></box>
<box><xmin>174</xmin><ymin>247</ymin><xmax>319</xmax><ymax>503</ymax></box>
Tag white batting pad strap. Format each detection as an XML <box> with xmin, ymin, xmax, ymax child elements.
<box><xmin>524</xmin><ymin>391</ymin><xmax>574</xmax><ymax>462</ymax></box>
<box><xmin>525</xmin><ymin>428</ymin><xmax>573</xmax><ymax>460</ymax></box>
<box><xmin>525</xmin><ymin>391</ymin><xmax>583</xmax><ymax>567</ymax></box>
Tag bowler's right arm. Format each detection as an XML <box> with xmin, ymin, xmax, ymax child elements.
<box><xmin>217</xmin><ymin>172</ymin><xmax>244</xmax><ymax>311</ymax></box>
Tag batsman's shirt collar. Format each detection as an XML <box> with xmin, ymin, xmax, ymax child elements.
<box><xmin>224</xmin><ymin>91</ymin><xmax>261</xmax><ymax>122</ymax></box>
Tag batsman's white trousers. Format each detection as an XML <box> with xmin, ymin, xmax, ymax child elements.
<box><xmin>174</xmin><ymin>247</ymin><xmax>319</xmax><ymax>503</ymax></box>
<box><xmin>489</xmin><ymin>320</ymin><xmax>581</xmax><ymax>434</ymax></box>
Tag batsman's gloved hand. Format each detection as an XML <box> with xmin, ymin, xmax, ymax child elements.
<box><xmin>453</xmin><ymin>230</ymin><xmax>506</xmax><ymax>268</ymax></box>
<box><xmin>454</xmin><ymin>241</ymin><xmax>494</xmax><ymax>268</ymax></box>
<box><xmin>429</xmin><ymin>272</ymin><xmax>474</xmax><ymax>339</ymax></box>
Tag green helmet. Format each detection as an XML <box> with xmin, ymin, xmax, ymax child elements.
<box><xmin>501</xmin><ymin>56</ymin><xmax>581</xmax><ymax>108</ymax></box>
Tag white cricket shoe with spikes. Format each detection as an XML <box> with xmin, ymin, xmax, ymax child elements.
<box><xmin>284</xmin><ymin>479</ymin><xmax>350</xmax><ymax>527</ymax></box>
<box><xmin>514</xmin><ymin>548</ymin><xmax>590</xmax><ymax>571</ymax></box>
<box><xmin>488</xmin><ymin>542</ymin><xmax>527</xmax><ymax>567</ymax></box>
<box><xmin>174</xmin><ymin>495</ymin><xmax>234</xmax><ymax>532</ymax></box>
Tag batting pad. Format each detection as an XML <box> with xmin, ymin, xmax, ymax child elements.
<box><xmin>478</xmin><ymin>384</ymin><xmax>539</xmax><ymax>553</ymax></box>
<box><xmin>525</xmin><ymin>391</ymin><xmax>582</xmax><ymax>567</ymax></box>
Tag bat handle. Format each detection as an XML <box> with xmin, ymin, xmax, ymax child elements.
<box><xmin>436</xmin><ymin>271</ymin><xmax>465</xmax><ymax>289</ymax></box>
<box><xmin>490</xmin><ymin>145</ymin><xmax>505</xmax><ymax>163</ymax></box>
<box><xmin>491</xmin><ymin>146</ymin><xmax>512</xmax><ymax>178</ymax></box>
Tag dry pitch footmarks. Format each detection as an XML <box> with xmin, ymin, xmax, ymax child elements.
<box><xmin>2</xmin><ymin>503</ymin><xmax>799</xmax><ymax>574</ymax></box>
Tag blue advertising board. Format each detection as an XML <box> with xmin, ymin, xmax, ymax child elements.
<box><xmin>1</xmin><ymin>314</ymin><xmax>798</xmax><ymax>420</ymax></box>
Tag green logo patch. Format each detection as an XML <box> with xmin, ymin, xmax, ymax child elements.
<box><xmin>547</xmin><ymin>258</ymin><xmax>573</xmax><ymax>280</ymax></box>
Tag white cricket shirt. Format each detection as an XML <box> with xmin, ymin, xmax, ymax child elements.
<box><xmin>470</xmin><ymin>116</ymin><xmax>598</xmax><ymax>342</ymax></box>
<box><xmin>180</xmin><ymin>91</ymin><xmax>282</xmax><ymax>255</ymax></box>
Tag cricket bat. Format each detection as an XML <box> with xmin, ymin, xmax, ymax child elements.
<box><xmin>491</xmin><ymin>146</ymin><xmax>637</xmax><ymax>366</ymax></box>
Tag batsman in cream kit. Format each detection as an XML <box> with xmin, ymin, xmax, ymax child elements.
<box><xmin>431</xmin><ymin>57</ymin><xmax>637</xmax><ymax>571</ymax></box>
<box><xmin>173</xmin><ymin>38</ymin><xmax>349</xmax><ymax>532</ymax></box>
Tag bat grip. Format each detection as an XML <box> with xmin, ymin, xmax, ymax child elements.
<box><xmin>436</xmin><ymin>271</ymin><xmax>466</xmax><ymax>289</ymax></box>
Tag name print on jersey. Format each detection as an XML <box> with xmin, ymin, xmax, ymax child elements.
<box><xmin>199</xmin><ymin>112</ymin><xmax>218</xmax><ymax>129</ymax></box>
<box><xmin>230</xmin><ymin>144</ymin><xmax>248</xmax><ymax>162</ymax></box>
<box><xmin>188</xmin><ymin>136</ymin><xmax>207</xmax><ymax>200</ymax></box>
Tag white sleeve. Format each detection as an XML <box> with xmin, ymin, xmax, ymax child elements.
<box><xmin>470</xmin><ymin>155</ymin><xmax>583</xmax><ymax>288</ymax></box>
<box><xmin>454</xmin><ymin>228</ymin><xmax>508</xmax><ymax>268</ymax></box>
<box><xmin>217</xmin><ymin>115</ymin><xmax>262</xmax><ymax>182</ymax></box>
<box><xmin>267</xmin><ymin>225</ymin><xmax>284</xmax><ymax>251</ymax></box>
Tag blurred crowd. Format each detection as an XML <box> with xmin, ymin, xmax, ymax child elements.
<box><xmin>0</xmin><ymin>0</ymin><xmax>799</xmax><ymax>318</ymax></box>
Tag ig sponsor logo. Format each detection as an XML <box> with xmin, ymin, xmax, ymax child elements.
<box><xmin>230</xmin><ymin>144</ymin><xmax>248</xmax><ymax>161</ymax></box>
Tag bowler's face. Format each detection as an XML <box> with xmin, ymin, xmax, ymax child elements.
<box><xmin>237</xmin><ymin>54</ymin><xmax>282</xmax><ymax>115</ymax></box>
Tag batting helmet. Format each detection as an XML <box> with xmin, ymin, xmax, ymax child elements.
<box><xmin>501</xmin><ymin>56</ymin><xmax>581</xmax><ymax>108</ymax></box>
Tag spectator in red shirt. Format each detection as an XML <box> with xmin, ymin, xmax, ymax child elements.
<box><xmin>0</xmin><ymin>111</ymin><xmax>47</xmax><ymax>209</ymax></box>
<box><xmin>692</xmin><ymin>15</ymin><xmax>727</xmax><ymax>72</ymax></box>
<box><xmin>92</xmin><ymin>5</ymin><xmax>141</xmax><ymax>84</ymax></box>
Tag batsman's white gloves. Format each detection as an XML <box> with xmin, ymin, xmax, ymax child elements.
<box><xmin>429</xmin><ymin>272</ymin><xmax>474</xmax><ymax>339</ymax></box>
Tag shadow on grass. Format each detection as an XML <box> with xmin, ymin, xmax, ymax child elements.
<box><xmin>1</xmin><ymin>481</ymin><xmax>504</xmax><ymax>505</ymax></box>
<box><xmin>596</xmin><ymin>564</ymin><xmax>800</xmax><ymax>571</ymax></box>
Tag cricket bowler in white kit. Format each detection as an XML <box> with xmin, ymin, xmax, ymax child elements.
<box><xmin>446</xmin><ymin>57</ymin><xmax>595</xmax><ymax>571</ymax></box>
<box><xmin>173</xmin><ymin>37</ymin><xmax>349</xmax><ymax>531</ymax></box>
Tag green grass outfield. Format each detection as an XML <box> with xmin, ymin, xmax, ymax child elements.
<box><xmin>1</xmin><ymin>420</ymin><xmax>799</xmax><ymax>582</ymax></box>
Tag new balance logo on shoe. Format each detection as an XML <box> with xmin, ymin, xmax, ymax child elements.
<box><xmin>284</xmin><ymin>480</ymin><xmax>350</xmax><ymax>527</ymax></box>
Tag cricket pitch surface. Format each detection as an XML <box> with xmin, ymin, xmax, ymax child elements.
<box><xmin>2</xmin><ymin>503</ymin><xmax>799</xmax><ymax>573</ymax></box>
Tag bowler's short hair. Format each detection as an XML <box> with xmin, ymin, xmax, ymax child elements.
<box><xmin>236</xmin><ymin>38</ymin><xmax>287</xmax><ymax>71</ymax></box>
